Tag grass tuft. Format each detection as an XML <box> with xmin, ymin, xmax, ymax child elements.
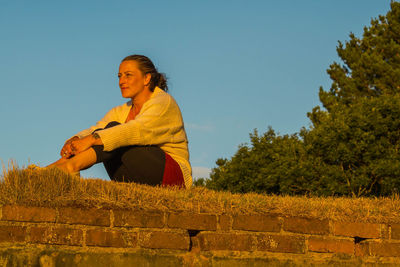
<box><xmin>1</xmin><ymin>164</ymin><xmax>400</xmax><ymax>223</ymax></box>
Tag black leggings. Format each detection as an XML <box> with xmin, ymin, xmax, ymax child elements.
<box><xmin>92</xmin><ymin>121</ymin><xmax>166</xmax><ymax>185</ymax></box>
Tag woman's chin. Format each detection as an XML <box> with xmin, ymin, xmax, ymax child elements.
<box><xmin>121</xmin><ymin>92</ymin><xmax>131</xmax><ymax>98</ymax></box>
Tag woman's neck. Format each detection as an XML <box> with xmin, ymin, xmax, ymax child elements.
<box><xmin>131</xmin><ymin>87</ymin><xmax>153</xmax><ymax>112</ymax></box>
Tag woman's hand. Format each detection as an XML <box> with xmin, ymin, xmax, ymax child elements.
<box><xmin>61</xmin><ymin>134</ymin><xmax>103</xmax><ymax>158</ymax></box>
<box><xmin>61</xmin><ymin>136</ymin><xmax>80</xmax><ymax>158</ymax></box>
<box><xmin>69</xmin><ymin>135</ymin><xmax>96</xmax><ymax>155</ymax></box>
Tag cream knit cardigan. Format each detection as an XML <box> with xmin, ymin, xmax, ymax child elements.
<box><xmin>74</xmin><ymin>87</ymin><xmax>192</xmax><ymax>188</ymax></box>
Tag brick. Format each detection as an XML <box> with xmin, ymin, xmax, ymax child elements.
<box><xmin>218</xmin><ymin>215</ymin><xmax>231</xmax><ymax>231</ymax></box>
<box><xmin>138</xmin><ymin>230</ymin><xmax>189</xmax><ymax>250</ymax></box>
<box><xmin>355</xmin><ymin>240</ymin><xmax>400</xmax><ymax>257</ymax></box>
<box><xmin>197</xmin><ymin>232</ymin><xmax>253</xmax><ymax>251</ymax></box>
<box><xmin>308</xmin><ymin>236</ymin><xmax>354</xmax><ymax>254</ymax></box>
<box><xmin>167</xmin><ymin>213</ymin><xmax>217</xmax><ymax>231</ymax></box>
<box><xmin>58</xmin><ymin>208</ymin><xmax>110</xmax><ymax>226</ymax></box>
<box><xmin>2</xmin><ymin>206</ymin><xmax>56</xmax><ymax>223</ymax></box>
<box><xmin>86</xmin><ymin>229</ymin><xmax>137</xmax><ymax>247</ymax></box>
<box><xmin>30</xmin><ymin>226</ymin><xmax>82</xmax><ymax>246</ymax></box>
<box><xmin>355</xmin><ymin>242</ymin><xmax>370</xmax><ymax>257</ymax></box>
<box><xmin>391</xmin><ymin>224</ymin><xmax>400</xmax><ymax>239</ymax></box>
<box><xmin>333</xmin><ymin>222</ymin><xmax>380</xmax><ymax>238</ymax></box>
<box><xmin>113</xmin><ymin>210</ymin><xmax>164</xmax><ymax>228</ymax></box>
<box><xmin>381</xmin><ymin>224</ymin><xmax>390</xmax><ymax>239</ymax></box>
<box><xmin>256</xmin><ymin>233</ymin><xmax>305</xmax><ymax>254</ymax></box>
<box><xmin>0</xmin><ymin>225</ymin><xmax>26</xmax><ymax>243</ymax></box>
<box><xmin>283</xmin><ymin>217</ymin><xmax>329</xmax><ymax>235</ymax></box>
<box><xmin>368</xmin><ymin>241</ymin><xmax>400</xmax><ymax>257</ymax></box>
<box><xmin>233</xmin><ymin>214</ymin><xmax>280</xmax><ymax>232</ymax></box>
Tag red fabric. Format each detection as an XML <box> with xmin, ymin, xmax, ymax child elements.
<box><xmin>162</xmin><ymin>153</ymin><xmax>185</xmax><ymax>188</ymax></box>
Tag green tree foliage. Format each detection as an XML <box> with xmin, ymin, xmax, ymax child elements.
<box><xmin>193</xmin><ymin>177</ymin><xmax>207</xmax><ymax>187</ymax></box>
<box><xmin>206</xmin><ymin>2</ymin><xmax>400</xmax><ymax>197</ymax></box>
<box><xmin>206</xmin><ymin>129</ymin><xmax>315</xmax><ymax>195</ymax></box>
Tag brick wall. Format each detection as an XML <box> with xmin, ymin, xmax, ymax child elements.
<box><xmin>0</xmin><ymin>205</ymin><xmax>399</xmax><ymax>266</ymax></box>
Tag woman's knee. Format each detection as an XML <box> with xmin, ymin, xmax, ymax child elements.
<box><xmin>105</xmin><ymin>121</ymin><xmax>120</xmax><ymax>128</ymax></box>
<box><xmin>120</xmin><ymin>146</ymin><xmax>165</xmax><ymax>185</ymax></box>
<box><xmin>121</xmin><ymin>146</ymin><xmax>165</xmax><ymax>165</ymax></box>
<box><xmin>92</xmin><ymin>121</ymin><xmax>120</xmax><ymax>134</ymax></box>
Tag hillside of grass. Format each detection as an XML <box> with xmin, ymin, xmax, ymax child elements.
<box><xmin>1</xmin><ymin>164</ymin><xmax>400</xmax><ymax>224</ymax></box>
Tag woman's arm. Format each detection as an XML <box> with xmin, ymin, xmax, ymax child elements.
<box><xmin>61</xmin><ymin>105</ymin><xmax>121</xmax><ymax>158</ymax></box>
<box><xmin>62</xmin><ymin>133</ymin><xmax>104</xmax><ymax>158</ymax></box>
<box><xmin>73</xmin><ymin>106</ymin><xmax>120</xmax><ymax>139</ymax></box>
<box><xmin>95</xmin><ymin>93</ymin><xmax>186</xmax><ymax>152</ymax></box>
<box><xmin>70</xmin><ymin>132</ymin><xmax>104</xmax><ymax>155</ymax></box>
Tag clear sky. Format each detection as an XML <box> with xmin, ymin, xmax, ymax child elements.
<box><xmin>0</xmin><ymin>1</ymin><xmax>392</xmax><ymax>180</ymax></box>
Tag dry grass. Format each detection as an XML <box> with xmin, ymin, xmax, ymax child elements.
<box><xmin>1</xmin><ymin>163</ymin><xmax>400</xmax><ymax>224</ymax></box>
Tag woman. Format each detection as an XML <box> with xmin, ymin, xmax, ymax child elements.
<box><xmin>47</xmin><ymin>55</ymin><xmax>192</xmax><ymax>188</ymax></box>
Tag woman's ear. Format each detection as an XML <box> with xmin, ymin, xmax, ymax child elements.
<box><xmin>144</xmin><ymin>73</ymin><xmax>151</xmax><ymax>86</ymax></box>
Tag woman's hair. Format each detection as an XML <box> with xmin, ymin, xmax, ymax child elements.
<box><xmin>121</xmin><ymin>55</ymin><xmax>168</xmax><ymax>92</ymax></box>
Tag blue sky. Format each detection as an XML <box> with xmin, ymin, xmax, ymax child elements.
<box><xmin>0</xmin><ymin>1</ymin><xmax>392</xmax><ymax>180</ymax></box>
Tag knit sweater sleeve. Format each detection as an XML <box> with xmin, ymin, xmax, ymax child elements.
<box><xmin>74</xmin><ymin>107</ymin><xmax>119</xmax><ymax>138</ymax></box>
<box><xmin>95</xmin><ymin>93</ymin><xmax>186</xmax><ymax>152</ymax></box>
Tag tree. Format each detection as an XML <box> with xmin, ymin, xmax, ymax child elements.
<box><xmin>206</xmin><ymin>2</ymin><xmax>400</xmax><ymax>196</ymax></box>
<box><xmin>206</xmin><ymin>128</ymin><xmax>317</xmax><ymax>195</ymax></box>
<box><xmin>193</xmin><ymin>177</ymin><xmax>207</xmax><ymax>187</ymax></box>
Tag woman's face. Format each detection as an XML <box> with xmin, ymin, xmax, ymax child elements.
<box><xmin>118</xmin><ymin>60</ymin><xmax>151</xmax><ymax>99</ymax></box>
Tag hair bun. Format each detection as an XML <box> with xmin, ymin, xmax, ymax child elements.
<box><xmin>156</xmin><ymin>72</ymin><xmax>168</xmax><ymax>91</ymax></box>
<box><xmin>122</xmin><ymin>55</ymin><xmax>168</xmax><ymax>92</ymax></box>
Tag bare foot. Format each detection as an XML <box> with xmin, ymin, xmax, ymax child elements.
<box><xmin>55</xmin><ymin>162</ymin><xmax>71</xmax><ymax>173</ymax></box>
<box><xmin>46</xmin><ymin>157</ymin><xmax>74</xmax><ymax>175</ymax></box>
<box><xmin>46</xmin><ymin>148</ymin><xmax>96</xmax><ymax>177</ymax></box>
<box><xmin>27</xmin><ymin>164</ymin><xmax>45</xmax><ymax>171</ymax></box>
<box><xmin>46</xmin><ymin>157</ymin><xmax>68</xmax><ymax>169</ymax></box>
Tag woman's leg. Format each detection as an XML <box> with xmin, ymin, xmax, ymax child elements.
<box><xmin>47</xmin><ymin>157</ymin><xmax>67</xmax><ymax>168</ymax></box>
<box><xmin>47</xmin><ymin>121</ymin><xmax>120</xmax><ymax>173</ymax></box>
<box><xmin>99</xmin><ymin>145</ymin><xmax>185</xmax><ymax>187</ymax></box>
<box><xmin>48</xmin><ymin>120</ymin><xmax>184</xmax><ymax>187</ymax></box>
<box><xmin>94</xmin><ymin>145</ymin><xmax>166</xmax><ymax>185</ymax></box>
<box><xmin>119</xmin><ymin>146</ymin><xmax>165</xmax><ymax>185</ymax></box>
<box><xmin>84</xmin><ymin>121</ymin><xmax>165</xmax><ymax>184</ymax></box>
<box><xmin>50</xmin><ymin>148</ymin><xmax>97</xmax><ymax>174</ymax></box>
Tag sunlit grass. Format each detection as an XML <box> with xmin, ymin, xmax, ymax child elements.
<box><xmin>1</xmin><ymin>163</ymin><xmax>400</xmax><ymax>224</ymax></box>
